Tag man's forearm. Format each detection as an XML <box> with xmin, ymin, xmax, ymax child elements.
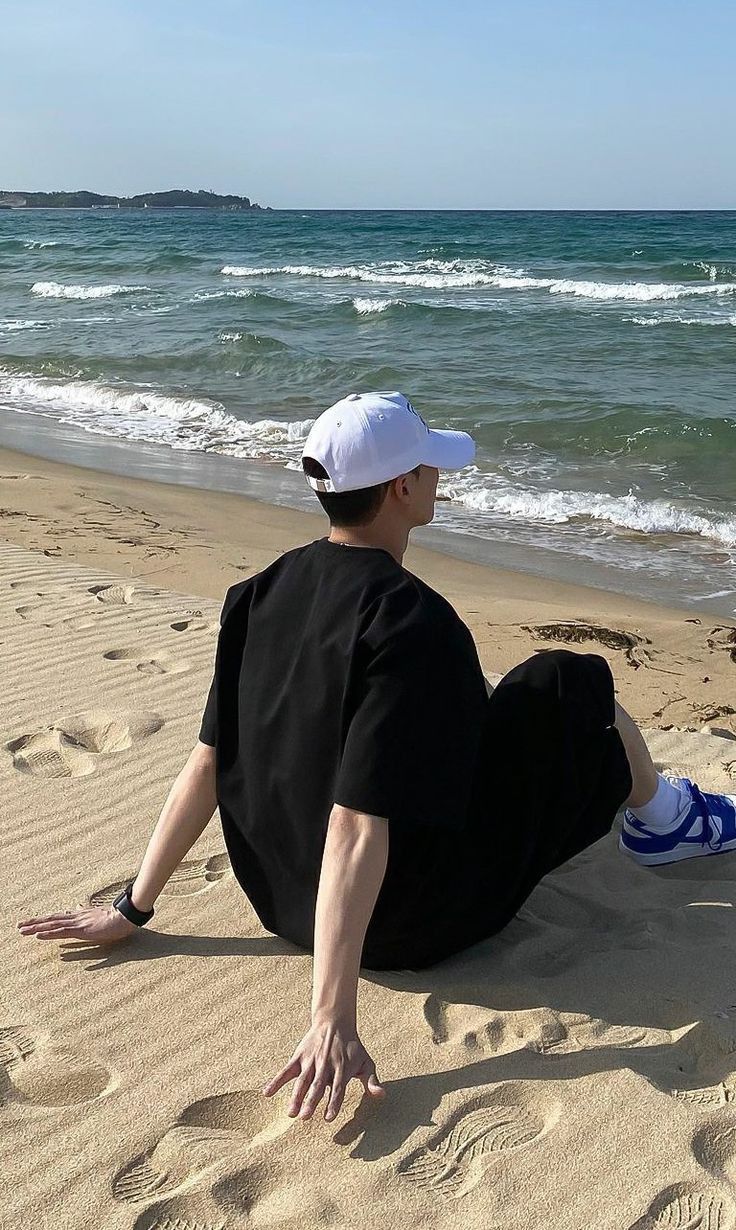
<box><xmin>129</xmin><ymin>741</ymin><xmax>218</xmax><ymax>911</ymax></box>
<box><xmin>311</xmin><ymin>805</ymin><xmax>389</xmax><ymax>1028</ymax></box>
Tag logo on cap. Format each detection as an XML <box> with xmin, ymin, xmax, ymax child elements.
<box><xmin>405</xmin><ymin>398</ymin><xmax>430</xmax><ymax>434</ymax></box>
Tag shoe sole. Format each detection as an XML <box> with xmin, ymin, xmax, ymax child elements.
<box><xmin>618</xmin><ymin>835</ymin><xmax>736</xmax><ymax>866</ymax></box>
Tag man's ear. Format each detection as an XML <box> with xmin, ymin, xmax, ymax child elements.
<box><xmin>394</xmin><ymin>471</ymin><xmax>418</xmax><ymax>500</ymax></box>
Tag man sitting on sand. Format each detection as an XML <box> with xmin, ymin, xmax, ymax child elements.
<box><xmin>18</xmin><ymin>391</ymin><xmax>736</xmax><ymax>1125</ymax></box>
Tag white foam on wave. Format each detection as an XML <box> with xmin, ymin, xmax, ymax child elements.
<box><xmin>2</xmin><ymin>365</ymin><xmax>732</xmax><ymax>552</ymax></box>
<box><xmin>190</xmin><ymin>288</ymin><xmax>256</xmax><ymax>302</ymax></box>
<box><xmin>221</xmin><ymin>260</ymin><xmax>736</xmax><ymax>301</ymax></box>
<box><xmin>24</xmin><ymin>240</ymin><xmax>58</xmax><ymax>249</ymax></box>
<box><xmin>31</xmin><ymin>281</ymin><xmax>150</xmax><ymax>300</ymax></box>
<box><xmin>624</xmin><ymin>313</ymin><xmax>736</xmax><ymax>327</ymax></box>
<box><xmin>548</xmin><ymin>279</ymin><xmax>736</xmax><ymax>302</ymax></box>
<box><xmin>351</xmin><ymin>297</ymin><xmax>401</xmax><ymax>315</ymax></box>
<box><xmin>440</xmin><ymin>472</ymin><xmax>736</xmax><ymax>549</ymax></box>
<box><xmin>0</xmin><ymin>319</ymin><xmax>53</xmax><ymax>333</ymax></box>
<box><xmin>221</xmin><ymin>260</ymin><xmax>524</xmax><ymax>290</ymax></box>
<box><xmin>0</xmin><ymin>368</ymin><xmax>315</xmax><ymax>461</ymax></box>
<box><xmin>685</xmin><ymin>260</ymin><xmax>736</xmax><ymax>281</ymax></box>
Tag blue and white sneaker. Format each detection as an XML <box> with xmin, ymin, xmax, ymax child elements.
<box><xmin>619</xmin><ymin>774</ymin><xmax>736</xmax><ymax>866</ymax></box>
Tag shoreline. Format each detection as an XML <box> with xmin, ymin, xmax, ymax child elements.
<box><xmin>0</xmin><ymin>407</ymin><xmax>733</xmax><ymax>621</ymax></box>
<box><xmin>1</xmin><ymin>438</ymin><xmax>734</xmax><ymax>733</ymax></box>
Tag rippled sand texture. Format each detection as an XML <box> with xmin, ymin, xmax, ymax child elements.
<box><xmin>4</xmin><ymin>536</ymin><xmax>736</xmax><ymax>1230</ymax></box>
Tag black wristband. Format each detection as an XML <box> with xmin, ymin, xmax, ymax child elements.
<box><xmin>112</xmin><ymin>882</ymin><xmax>155</xmax><ymax>927</ymax></box>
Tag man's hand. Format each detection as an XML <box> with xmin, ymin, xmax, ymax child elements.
<box><xmin>263</xmin><ymin>1018</ymin><xmax>385</xmax><ymax>1122</ymax></box>
<box><xmin>270</xmin><ymin>805</ymin><xmax>389</xmax><ymax>1123</ymax></box>
<box><xmin>17</xmin><ymin>904</ymin><xmax>139</xmax><ymax>943</ymax></box>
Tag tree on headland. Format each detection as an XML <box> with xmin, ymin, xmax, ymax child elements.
<box><xmin>0</xmin><ymin>188</ymin><xmax>269</xmax><ymax>209</ymax></box>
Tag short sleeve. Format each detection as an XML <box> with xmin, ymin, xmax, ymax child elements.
<box><xmin>197</xmin><ymin>582</ymin><xmax>246</xmax><ymax>747</ymax></box>
<box><xmin>198</xmin><ymin>673</ymin><xmax>218</xmax><ymax>746</ymax></box>
<box><xmin>333</xmin><ymin>589</ymin><xmax>481</xmax><ymax>831</ymax></box>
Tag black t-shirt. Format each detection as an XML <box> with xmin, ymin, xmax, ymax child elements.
<box><xmin>198</xmin><ymin>535</ymin><xmax>491</xmax><ymax>969</ymax></box>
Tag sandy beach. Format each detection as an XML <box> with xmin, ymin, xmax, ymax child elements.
<box><xmin>4</xmin><ymin>445</ymin><xmax>736</xmax><ymax>1230</ymax></box>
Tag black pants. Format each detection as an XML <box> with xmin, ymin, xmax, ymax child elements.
<box><xmin>362</xmin><ymin>647</ymin><xmax>635</xmax><ymax>970</ymax></box>
<box><xmin>464</xmin><ymin>647</ymin><xmax>635</xmax><ymax>932</ymax></box>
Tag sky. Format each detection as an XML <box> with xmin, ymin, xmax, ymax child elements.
<box><xmin>2</xmin><ymin>0</ymin><xmax>735</xmax><ymax>209</ymax></box>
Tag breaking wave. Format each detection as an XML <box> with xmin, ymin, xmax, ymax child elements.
<box><xmin>220</xmin><ymin>260</ymin><xmax>736</xmax><ymax>301</ymax></box>
<box><xmin>625</xmin><ymin>313</ymin><xmax>736</xmax><ymax>327</ymax></box>
<box><xmin>0</xmin><ymin>368</ymin><xmax>314</xmax><ymax>461</ymax></box>
<box><xmin>31</xmin><ymin>281</ymin><xmax>150</xmax><ymax>300</ymax></box>
<box><xmin>441</xmin><ymin>473</ymin><xmax>736</xmax><ymax>549</ymax></box>
<box><xmin>351</xmin><ymin>297</ymin><xmax>403</xmax><ymax>315</ymax></box>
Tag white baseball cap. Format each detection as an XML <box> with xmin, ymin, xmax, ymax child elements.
<box><xmin>301</xmin><ymin>391</ymin><xmax>475</xmax><ymax>494</ymax></box>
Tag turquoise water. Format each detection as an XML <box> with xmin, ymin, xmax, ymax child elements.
<box><xmin>1</xmin><ymin>209</ymin><xmax>735</xmax><ymax>611</ymax></box>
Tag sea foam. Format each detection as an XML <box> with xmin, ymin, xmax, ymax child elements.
<box><xmin>351</xmin><ymin>297</ymin><xmax>402</xmax><ymax>314</ymax></box>
<box><xmin>440</xmin><ymin>476</ymin><xmax>736</xmax><ymax>549</ymax></box>
<box><xmin>220</xmin><ymin>261</ymin><xmax>736</xmax><ymax>301</ymax></box>
<box><xmin>31</xmin><ymin>281</ymin><xmax>150</xmax><ymax>300</ymax></box>
<box><xmin>190</xmin><ymin>288</ymin><xmax>256</xmax><ymax>302</ymax></box>
<box><xmin>3</xmin><ymin>362</ymin><xmax>732</xmax><ymax>551</ymax></box>
<box><xmin>0</xmin><ymin>369</ymin><xmax>315</xmax><ymax>460</ymax></box>
<box><xmin>625</xmin><ymin>313</ymin><xmax>736</xmax><ymax>327</ymax></box>
<box><xmin>0</xmin><ymin>319</ymin><xmax>52</xmax><ymax>333</ymax></box>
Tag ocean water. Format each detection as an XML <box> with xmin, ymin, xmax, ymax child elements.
<box><xmin>1</xmin><ymin>208</ymin><xmax>735</xmax><ymax>613</ymax></box>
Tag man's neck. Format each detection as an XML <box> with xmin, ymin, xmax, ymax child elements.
<box><xmin>327</xmin><ymin>528</ymin><xmax>408</xmax><ymax>566</ymax></box>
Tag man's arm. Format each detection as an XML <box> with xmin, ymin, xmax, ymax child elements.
<box><xmin>16</xmin><ymin>739</ymin><xmax>218</xmax><ymax>942</ymax></box>
<box><xmin>263</xmin><ymin>803</ymin><xmax>388</xmax><ymax>1122</ymax></box>
<box><xmin>124</xmin><ymin>739</ymin><xmax>218</xmax><ymax>909</ymax></box>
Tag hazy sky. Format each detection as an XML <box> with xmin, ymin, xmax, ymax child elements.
<box><xmin>2</xmin><ymin>0</ymin><xmax>735</xmax><ymax>209</ymax></box>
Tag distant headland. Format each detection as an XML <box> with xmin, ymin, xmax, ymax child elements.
<box><xmin>0</xmin><ymin>188</ymin><xmax>270</xmax><ymax>210</ymax></box>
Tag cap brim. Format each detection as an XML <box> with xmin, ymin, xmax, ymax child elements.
<box><xmin>420</xmin><ymin>428</ymin><xmax>475</xmax><ymax>471</ymax></box>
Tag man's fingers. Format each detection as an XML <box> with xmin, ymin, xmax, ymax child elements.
<box><xmin>17</xmin><ymin>913</ymin><xmax>76</xmax><ymax>930</ymax></box>
<box><xmin>298</xmin><ymin>1072</ymin><xmax>329</xmax><ymax>1120</ymax></box>
<box><xmin>33</xmin><ymin>928</ymin><xmax>80</xmax><ymax>940</ymax></box>
<box><xmin>324</xmin><ymin>1069</ymin><xmax>346</xmax><ymax>1122</ymax></box>
<box><xmin>262</xmin><ymin>1058</ymin><xmax>301</xmax><ymax>1098</ymax></box>
<box><xmin>287</xmin><ymin>1062</ymin><xmax>316</xmax><ymax>1117</ymax></box>
<box><xmin>27</xmin><ymin>923</ymin><xmax>81</xmax><ymax>938</ymax></box>
<box><xmin>359</xmin><ymin>1064</ymin><xmax>386</xmax><ymax>1098</ymax></box>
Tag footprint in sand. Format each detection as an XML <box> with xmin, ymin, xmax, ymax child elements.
<box><xmin>396</xmin><ymin>1084</ymin><xmax>555</xmax><ymax>1199</ymax></box>
<box><xmin>15</xmin><ymin>601</ymin><xmax>87</xmax><ymax>627</ymax></box>
<box><xmin>693</xmin><ymin>1117</ymin><xmax>736</xmax><ymax>1186</ymax></box>
<box><xmin>628</xmin><ymin>1183</ymin><xmax>734</xmax><ymax>1229</ymax></box>
<box><xmin>5</xmin><ymin>711</ymin><xmax>164</xmax><ymax>778</ymax></box>
<box><xmin>88</xmin><ymin>582</ymin><xmax>135</xmax><ymax>605</ymax></box>
<box><xmin>170</xmin><ymin>617</ymin><xmax>219</xmax><ymax>635</ymax></box>
<box><xmin>0</xmin><ymin>1025</ymin><xmax>37</xmax><ymax>1075</ymax></box>
<box><xmin>501</xmin><ymin>891</ymin><xmax>657</xmax><ymax>979</ymax></box>
<box><xmin>112</xmin><ymin>1126</ymin><xmax>221</xmax><ymax>1207</ymax></box>
<box><xmin>0</xmin><ymin>1024</ymin><xmax>113</xmax><ymax>1111</ymax></box>
<box><xmin>673</xmin><ymin>1087</ymin><xmax>736</xmax><ymax>1110</ymax></box>
<box><xmin>521</xmin><ymin>620</ymin><xmax>653</xmax><ymax>670</ymax></box>
<box><xmin>423</xmin><ymin>995</ymin><xmax>512</xmax><ymax>1054</ymax></box>
<box><xmin>660</xmin><ymin>1011</ymin><xmax>736</xmax><ymax>1108</ymax></box>
<box><xmin>103</xmin><ymin>647</ymin><xmax>191</xmax><ymax>676</ymax></box>
<box><xmin>89</xmin><ymin>854</ymin><xmax>231</xmax><ymax>908</ymax></box>
<box><xmin>529</xmin><ymin>1018</ymin><xmax>655</xmax><ymax>1056</ymax></box>
<box><xmin>423</xmin><ymin>996</ymin><xmax>577</xmax><ymax>1056</ymax></box>
<box><xmin>130</xmin><ymin>1193</ymin><xmax>228</xmax><ymax>1230</ymax></box>
<box><xmin>14</xmin><ymin>599</ymin><xmax>101</xmax><ymax>631</ymax></box>
<box><xmin>112</xmin><ymin>1089</ymin><xmax>293</xmax><ymax>1228</ymax></box>
<box><xmin>423</xmin><ymin>996</ymin><xmax>657</xmax><ymax>1058</ymax></box>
